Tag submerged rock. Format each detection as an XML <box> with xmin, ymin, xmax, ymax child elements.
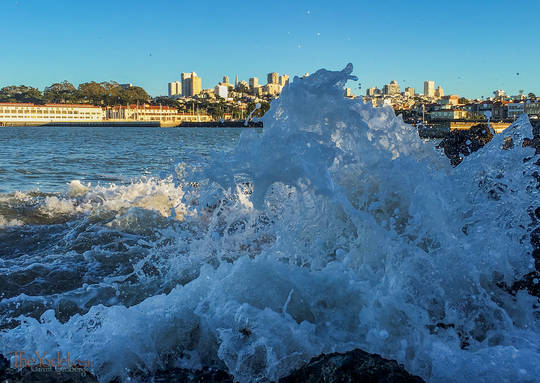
<box><xmin>279</xmin><ymin>349</ymin><xmax>425</xmax><ymax>383</ymax></box>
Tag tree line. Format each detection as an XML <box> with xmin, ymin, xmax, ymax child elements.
<box><xmin>0</xmin><ymin>81</ymin><xmax>150</xmax><ymax>105</ymax></box>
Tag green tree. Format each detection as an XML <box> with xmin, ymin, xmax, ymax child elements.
<box><xmin>458</xmin><ymin>97</ymin><xmax>469</xmax><ymax>104</ymax></box>
<box><xmin>44</xmin><ymin>81</ymin><xmax>77</xmax><ymax>103</ymax></box>
<box><xmin>0</xmin><ymin>85</ymin><xmax>43</xmax><ymax>103</ymax></box>
<box><xmin>77</xmin><ymin>82</ymin><xmax>107</xmax><ymax>105</ymax></box>
<box><xmin>118</xmin><ymin>86</ymin><xmax>150</xmax><ymax>105</ymax></box>
<box><xmin>528</xmin><ymin>92</ymin><xmax>537</xmax><ymax>100</ymax></box>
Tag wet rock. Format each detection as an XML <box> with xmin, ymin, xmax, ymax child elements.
<box><xmin>0</xmin><ymin>354</ymin><xmax>98</xmax><ymax>383</ymax></box>
<box><xmin>151</xmin><ymin>367</ymin><xmax>235</xmax><ymax>383</ymax></box>
<box><xmin>437</xmin><ymin>124</ymin><xmax>493</xmax><ymax>166</ymax></box>
<box><xmin>279</xmin><ymin>348</ymin><xmax>425</xmax><ymax>383</ymax></box>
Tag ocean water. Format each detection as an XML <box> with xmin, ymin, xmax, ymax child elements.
<box><xmin>1</xmin><ymin>65</ymin><xmax>539</xmax><ymax>383</ymax></box>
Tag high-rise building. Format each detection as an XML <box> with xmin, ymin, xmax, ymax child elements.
<box><xmin>424</xmin><ymin>81</ymin><xmax>435</xmax><ymax>98</ymax></box>
<box><xmin>215</xmin><ymin>85</ymin><xmax>228</xmax><ymax>99</ymax></box>
<box><xmin>366</xmin><ymin>87</ymin><xmax>381</xmax><ymax>96</ymax></box>
<box><xmin>267</xmin><ymin>72</ymin><xmax>279</xmax><ymax>84</ymax></box>
<box><xmin>168</xmin><ymin>81</ymin><xmax>182</xmax><ymax>97</ymax></box>
<box><xmin>435</xmin><ymin>86</ymin><xmax>444</xmax><ymax>99</ymax></box>
<box><xmin>181</xmin><ymin>72</ymin><xmax>201</xmax><ymax>97</ymax></box>
<box><xmin>249</xmin><ymin>77</ymin><xmax>259</xmax><ymax>89</ymax></box>
<box><xmin>279</xmin><ymin>74</ymin><xmax>289</xmax><ymax>87</ymax></box>
<box><xmin>383</xmin><ymin>80</ymin><xmax>400</xmax><ymax>95</ymax></box>
<box><xmin>404</xmin><ymin>87</ymin><xmax>415</xmax><ymax>97</ymax></box>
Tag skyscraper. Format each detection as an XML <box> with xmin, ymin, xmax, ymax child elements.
<box><xmin>424</xmin><ymin>81</ymin><xmax>435</xmax><ymax>98</ymax></box>
<box><xmin>181</xmin><ymin>72</ymin><xmax>202</xmax><ymax>97</ymax></box>
<box><xmin>249</xmin><ymin>77</ymin><xmax>259</xmax><ymax>89</ymax></box>
<box><xmin>383</xmin><ymin>80</ymin><xmax>400</xmax><ymax>95</ymax></box>
<box><xmin>267</xmin><ymin>72</ymin><xmax>279</xmax><ymax>84</ymax></box>
<box><xmin>168</xmin><ymin>81</ymin><xmax>182</xmax><ymax>97</ymax></box>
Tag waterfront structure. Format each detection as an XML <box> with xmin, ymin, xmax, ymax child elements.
<box><xmin>168</xmin><ymin>81</ymin><xmax>182</xmax><ymax>97</ymax></box>
<box><xmin>215</xmin><ymin>85</ymin><xmax>228</xmax><ymax>99</ymax></box>
<box><xmin>181</xmin><ymin>72</ymin><xmax>202</xmax><ymax>97</ymax></box>
<box><xmin>267</xmin><ymin>72</ymin><xmax>279</xmax><ymax>85</ymax></box>
<box><xmin>279</xmin><ymin>75</ymin><xmax>290</xmax><ymax>87</ymax></box>
<box><xmin>105</xmin><ymin>104</ymin><xmax>211</xmax><ymax>123</ymax></box>
<box><xmin>429</xmin><ymin>109</ymin><xmax>469</xmax><ymax>120</ymax></box>
<box><xmin>383</xmin><ymin>80</ymin><xmax>400</xmax><ymax>96</ymax></box>
<box><xmin>507</xmin><ymin>102</ymin><xmax>525</xmax><ymax>119</ymax></box>
<box><xmin>525</xmin><ymin>101</ymin><xmax>540</xmax><ymax>118</ymax></box>
<box><xmin>424</xmin><ymin>81</ymin><xmax>435</xmax><ymax>98</ymax></box>
<box><xmin>0</xmin><ymin>103</ymin><xmax>103</xmax><ymax>125</ymax></box>
<box><xmin>404</xmin><ymin>87</ymin><xmax>415</xmax><ymax>97</ymax></box>
<box><xmin>249</xmin><ymin>77</ymin><xmax>259</xmax><ymax>90</ymax></box>
<box><xmin>344</xmin><ymin>88</ymin><xmax>353</xmax><ymax>98</ymax></box>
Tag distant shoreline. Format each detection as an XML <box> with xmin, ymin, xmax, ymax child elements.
<box><xmin>0</xmin><ymin>120</ymin><xmax>263</xmax><ymax>128</ymax></box>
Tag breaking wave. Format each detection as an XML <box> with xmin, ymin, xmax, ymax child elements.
<box><xmin>1</xmin><ymin>64</ymin><xmax>539</xmax><ymax>382</ymax></box>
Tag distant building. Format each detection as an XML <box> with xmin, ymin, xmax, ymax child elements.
<box><xmin>429</xmin><ymin>109</ymin><xmax>469</xmax><ymax>120</ymax></box>
<box><xmin>344</xmin><ymin>88</ymin><xmax>353</xmax><ymax>98</ymax></box>
<box><xmin>404</xmin><ymin>87</ymin><xmax>415</xmax><ymax>97</ymax></box>
<box><xmin>508</xmin><ymin>102</ymin><xmax>525</xmax><ymax>119</ymax></box>
<box><xmin>119</xmin><ymin>83</ymin><xmax>133</xmax><ymax>90</ymax></box>
<box><xmin>223</xmin><ymin>76</ymin><xmax>229</xmax><ymax>84</ymax></box>
<box><xmin>525</xmin><ymin>101</ymin><xmax>540</xmax><ymax>117</ymax></box>
<box><xmin>493</xmin><ymin>89</ymin><xmax>506</xmax><ymax>98</ymax></box>
<box><xmin>279</xmin><ymin>74</ymin><xmax>289</xmax><ymax>87</ymax></box>
<box><xmin>181</xmin><ymin>72</ymin><xmax>202</xmax><ymax>97</ymax></box>
<box><xmin>105</xmin><ymin>104</ymin><xmax>211</xmax><ymax>123</ymax></box>
<box><xmin>215</xmin><ymin>85</ymin><xmax>228</xmax><ymax>99</ymax></box>
<box><xmin>424</xmin><ymin>81</ymin><xmax>435</xmax><ymax>98</ymax></box>
<box><xmin>168</xmin><ymin>81</ymin><xmax>182</xmax><ymax>97</ymax></box>
<box><xmin>383</xmin><ymin>80</ymin><xmax>400</xmax><ymax>96</ymax></box>
<box><xmin>249</xmin><ymin>77</ymin><xmax>259</xmax><ymax>89</ymax></box>
<box><xmin>0</xmin><ymin>103</ymin><xmax>104</xmax><ymax>124</ymax></box>
<box><xmin>263</xmin><ymin>83</ymin><xmax>281</xmax><ymax>96</ymax></box>
<box><xmin>366</xmin><ymin>87</ymin><xmax>381</xmax><ymax>96</ymax></box>
<box><xmin>267</xmin><ymin>72</ymin><xmax>279</xmax><ymax>84</ymax></box>
<box><xmin>439</xmin><ymin>95</ymin><xmax>459</xmax><ymax>106</ymax></box>
<box><xmin>435</xmin><ymin>86</ymin><xmax>444</xmax><ymax>99</ymax></box>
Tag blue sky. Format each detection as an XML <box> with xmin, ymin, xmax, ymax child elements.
<box><xmin>1</xmin><ymin>0</ymin><xmax>539</xmax><ymax>98</ymax></box>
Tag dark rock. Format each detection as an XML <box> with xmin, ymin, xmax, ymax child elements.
<box><xmin>437</xmin><ymin>124</ymin><xmax>493</xmax><ymax>166</ymax></box>
<box><xmin>151</xmin><ymin>367</ymin><xmax>235</xmax><ymax>383</ymax></box>
<box><xmin>279</xmin><ymin>348</ymin><xmax>425</xmax><ymax>383</ymax></box>
<box><xmin>510</xmin><ymin>271</ymin><xmax>540</xmax><ymax>298</ymax></box>
<box><xmin>0</xmin><ymin>354</ymin><xmax>98</xmax><ymax>383</ymax></box>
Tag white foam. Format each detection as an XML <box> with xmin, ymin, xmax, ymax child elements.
<box><xmin>1</xmin><ymin>65</ymin><xmax>539</xmax><ymax>383</ymax></box>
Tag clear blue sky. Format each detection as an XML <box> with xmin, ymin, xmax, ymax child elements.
<box><xmin>1</xmin><ymin>0</ymin><xmax>539</xmax><ymax>99</ymax></box>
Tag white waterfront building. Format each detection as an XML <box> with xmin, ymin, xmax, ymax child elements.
<box><xmin>0</xmin><ymin>103</ymin><xmax>104</xmax><ymax>125</ymax></box>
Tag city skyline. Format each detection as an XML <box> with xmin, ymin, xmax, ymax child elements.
<box><xmin>1</xmin><ymin>0</ymin><xmax>539</xmax><ymax>99</ymax></box>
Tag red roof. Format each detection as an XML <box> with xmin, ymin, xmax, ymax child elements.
<box><xmin>108</xmin><ymin>104</ymin><xmax>177</xmax><ymax>110</ymax></box>
<box><xmin>0</xmin><ymin>102</ymin><xmax>99</xmax><ymax>108</ymax></box>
